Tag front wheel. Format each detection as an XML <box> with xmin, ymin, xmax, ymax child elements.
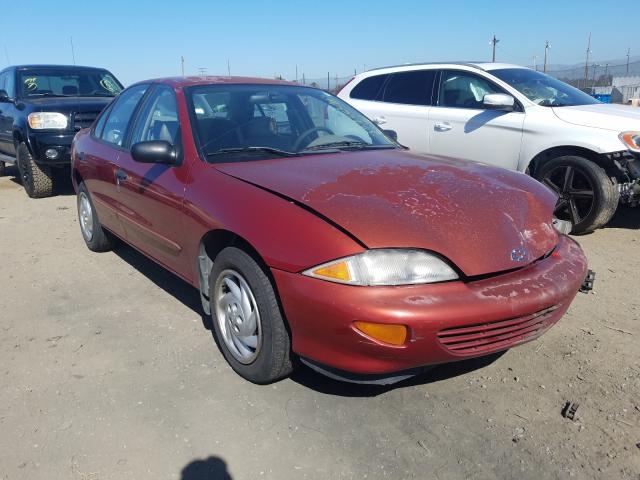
<box><xmin>210</xmin><ymin>247</ymin><xmax>293</xmax><ymax>384</ymax></box>
<box><xmin>77</xmin><ymin>182</ymin><xmax>115</xmax><ymax>252</ymax></box>
<box><xmin>536</xmin><ymin>156</ymin><xmax>618</xmax><ymax>234</ymax></box>
<box><xmin>0</xmin><ymin>161</ymin><xmax>5</xmax><ymax>177</ymax></box>
<box><xmin>16</xmin><ymin>143</ymin><xmax>53</xmax><ymax>198</ymax></box>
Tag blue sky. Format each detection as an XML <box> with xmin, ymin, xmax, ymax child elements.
<box><xmin>1</xmin><ymin>0</ymin><xmax>637</xmax><ymax>85</ymax></box>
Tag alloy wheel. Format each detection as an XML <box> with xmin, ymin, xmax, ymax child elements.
<box><xmin>541</xmin><ymin>165</ymin><xmax>595</xmax><ymax>226</ymax></box>
<box><xmin>78</xmin><ymin>192</ymin><xmax>94</xmax><ymax>241</ymax></box>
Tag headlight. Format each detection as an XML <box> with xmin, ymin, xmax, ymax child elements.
<box><xmin>303</xmin><ymin>249</ymin><xmax>459</xmax><ymax>286</ymax></box>
<box><xmin>619</xmin><ymin>131</ymin><xmax>640</xmax><ymax>152</ymax></box>
<box><xmin>27</xmin><ymin>112</ymin><xmax>68</xmax><ymax>130</ymax></box>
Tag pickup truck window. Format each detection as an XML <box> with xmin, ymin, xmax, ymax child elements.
<box><xmin>18</xmin><ymin>68</ymin><xmax>122</xmax><ymax>98</ymax></box>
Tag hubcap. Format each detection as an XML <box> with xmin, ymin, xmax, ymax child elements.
<box><xmin>542</xmin><ymin>165</ymin><xmax>595</xmax><ymax>226</ymax></box>
<box><xmin>78</xmin><ymin>192</ymin><xmax>94</xmax><ymax>241</ymax></box>
<box><xmin>214</xmin><ymin>269</ymin><xmax>262</xmax><ymax>364</ymax></box>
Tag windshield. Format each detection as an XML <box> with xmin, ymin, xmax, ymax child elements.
<box><xmin>187</xmin><ymin>84</ymin><xmax>395</xmax><ymax>161</ymax></box>
<box><xmin>491</xmin><ymin>68</ymin><xmax>599</xmax><ymax>107</ymax></box>
<box><xmin>18</xmin><ymin>69</ymin><xmax>123</xmax><ymax>98</ymax></box>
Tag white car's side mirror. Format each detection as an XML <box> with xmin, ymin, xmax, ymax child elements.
<box><xmin>483</xmin><ymin>93</ymin><xmax>515</xmax><ymax>111</ymax></box>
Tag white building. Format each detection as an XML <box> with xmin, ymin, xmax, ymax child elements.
<box><xmin>611</xmin><ymin>76</ymin><xmax>640</xmax><ymax>103</ymax></box>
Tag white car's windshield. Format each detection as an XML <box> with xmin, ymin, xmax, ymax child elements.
<box><xmin>187</xmin><ymin>84</ymin><xmax>396</xmax><ymax>160</ymax></box>
<box><xmin>491</xmin><ymin>68</ymin><xmax>600</xmax><ymax>107</ymax></box>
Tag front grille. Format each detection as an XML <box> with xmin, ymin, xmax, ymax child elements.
<box><xmin>437</xmin><ymin>305</ymin><xmax>559</xmax><ymax>355</ymax></box>
<box><xmin>72</xmin><ymin>111</ymin><xmax>101</xmax><ymax>131</ymax></box>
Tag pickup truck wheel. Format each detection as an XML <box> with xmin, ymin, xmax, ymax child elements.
<box><xmin>536</xmin><ymin>155</ymin><xmax>618</xmax><ymax>234</ymax></box>
<box><xmin>0</xmin><ymin>161</ymin><xmax>5</xmax><ymax>176</ymax></box>
<box><xmin>210</xmin><ymin>247</ymin><xmax>293</xmax><ymax>384</ymax></box>
<box><xmin>17</xmin><ymin>143</ymin><xmax>53</xmax><ymax>198</ymax></box>
<box><xmin>77</xmin><ymin>182</ymin><xmax>114</xmax><ymax>252</ymax></box>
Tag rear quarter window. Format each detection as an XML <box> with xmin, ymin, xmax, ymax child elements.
<box><xmin>349</xmin><ymin>74</ymin><xmax>388</xmax><ymax>101</ymax></box>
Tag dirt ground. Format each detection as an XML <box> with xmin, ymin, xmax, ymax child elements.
<box><xmin>0</xmin><ymin>166</ymin><xmax>638</xmax><ymax>480</ymax></box>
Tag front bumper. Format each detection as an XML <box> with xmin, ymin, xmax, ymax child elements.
<box><xmin>272</xmin><ymin>235</ymin><xmax>588</xmax><ymax>375</ymax></box>
<box><xmin>27</xmin><ymin>131</ymin><xmax>75</xmax><ymax>166</ymax></box>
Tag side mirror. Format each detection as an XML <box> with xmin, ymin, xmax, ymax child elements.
<box><xmin>0</xmin><ymin>89</ymin><xmax>11</xmax><ymax>103</ymax></box>
<box><xmin>383</xmin><ymin>129</ymin><xmax>398</xmax><ymax>142</ymax></box>
<box><xmin>483</xmin><ymin>93</ymin><xmax>515</xmax><ymax>111</ymax></box>
<box><xmin>131</xmin><ymin>140</ymin><xmax>177</xmax><ymax>164</ymax></box>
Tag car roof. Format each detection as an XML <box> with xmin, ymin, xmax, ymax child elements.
<box><xmin>132</xmin><ymin>76</ymin><xmax>300</xmax><ymax>89</ymax></box>
<box><xmin>12</xmin><ymin>64</ymin><xmax>111</xmax><ymax>71</ymax></box>
<box><xmin>365</xmin><ymin>62</ymin><xmax>528</xmax><ymax>73</ymax></box>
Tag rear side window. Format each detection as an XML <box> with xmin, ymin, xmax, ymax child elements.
<box><xmin>99</xmin><ymin>84</ymin><xmax>148</xmax><ymax>146</ymax></box>
<box><xmin>382</xmin><ymin>70</ymin><xmax>436</xmax><ymax>106</ymax></box>
<box><xmin>350</xmin><ymin>74</ymin><xmax>388</xmax><ymax>101</ymax></box>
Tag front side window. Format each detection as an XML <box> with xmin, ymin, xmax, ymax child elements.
<box><xmin>187</xmin><ymin>84</ymin><xmax>395</xmax><ymax>161</ymax></box>
<box><xmin>491</xmin><ymin>68</ymin><xmax>599</xmax><ymax>107</ymax></box>
<box><xmin>130</xmin><ymin>86</ymin><xmax>180</xmax><ymax>146</ymax></box>
<box><xmin>382</xmin><ymin>70</ymin><xmax>436</xmax><ymax>106</ymax></box>
<box><xmin>99</xmin><ymin>84</ymin><xmax>148</xmax><ymax>146</ymax></box>
<box><xmin>438</xmin><ymin>71</ymin><xmax>503</xmax><ymax>109</ymax></box>
<box><xmin>18</xmin><ymin>68</ymin><xmax>123</xmax><ymax>98</ymax></box>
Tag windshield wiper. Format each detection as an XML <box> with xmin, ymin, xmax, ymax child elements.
<box><xmin>206</xmin><ymin>146</ymin><xmax>296</xmax><ymax>157</ymax></box>
<box><xmin>27</xmin><ymin>93</ymin><xmax>72</xmax><ymax>98</ymax></box>
<box><xmin>303</xmin><ymin>141</ymin><xmax>395</xmax><ymax>152</ymax></box>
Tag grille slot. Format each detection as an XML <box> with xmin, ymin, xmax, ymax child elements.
<box><xmin>437</xmin><ymin>306</ymin><xmax>559</xmax><ymax>355</ymax></box>
<box><xmin>73</xmin><ymin>111</ymin><xmax>101</xmax><ymax>131</ymax></box>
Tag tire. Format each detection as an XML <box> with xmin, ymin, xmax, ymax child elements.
<box><xmin>210</xmin><ymin>247</ymin><xmax>293</xmax><ymax>384</ymax></box>
<box><xmin>536</xmin><ymin>155</ymin><xmax>619</xmax><ymax>234</ymax></box>
<box><xmin>16</xmin><ymin>143</ymin><xmax>53</xmax><ymax>198</ymax></box>
<box><xmin>76</xmin><ymin>182</ymin><xmax>114</xmax><ymax>252</ymax></box>
<box><xmin>0</xmin><ymin>161</ymin><xmax>5</xmax><ymax>177</ymax></box>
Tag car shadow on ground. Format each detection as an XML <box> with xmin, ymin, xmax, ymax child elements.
<box><xmin>180</xmin><ymin>456</ymin><xmax>232</xmax><ymax>480</ymax></box>
<box><xmin>604</xmin><ymin>206</ymin><xmax>640</xmax><ymax>229</ymax></box>
<box><xmin>113</xmin><ymin>243</ymin><xmax>506</xmax><ymax>396</ymax></box>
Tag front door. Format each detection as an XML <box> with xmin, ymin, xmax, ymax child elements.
<box><xmin>0</xmin><ymin>71</ymin><xmax>17</xmax><ymax>156</ymax></box>
<box><xmin>428</xmin><ymin>70</ymin><xmax>525</xmax><ymax>170</ymax></box>
<box><xmin>114</xmin><ymin>85</ymin><xmax>190</xmax><ymax>278</ymax></box>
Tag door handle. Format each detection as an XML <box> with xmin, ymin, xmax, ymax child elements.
<box><xmin>372</xmin><ymin>116</ymin><xmax>387</xmax><ymax>125</ymax></box>
<box><xmin>434</xmin><ymin>122</ymin><xmax>453</xmax><ymax>132</ymax></box>
<box><xmin>115</xmin><ymin>169</ymin><xmax>128</xmax><ymax>184</ymax></box>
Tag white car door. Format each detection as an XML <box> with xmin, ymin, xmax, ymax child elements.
<box><xmin>428</xmin><ymin>70</ymin><xmax>525</xmax><ymax>170</ymax></box>
<box><xmin>345</xmin><ymin>70</ymin><xmax>435</xmax><ymax>152</ymax></box>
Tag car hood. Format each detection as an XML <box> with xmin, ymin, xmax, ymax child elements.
<box><xmin>216</xmin><ymin>150</ymin><xmax>559</xmax><ymax>276</ymax></box>
<box><xmin>552</xmin><ymin>104</ymin><xmax>640</xmax><ymax>132</ymax></box>
<box><xmin>22</xmin><ymin>96</ymin><xmax>113</xmax><ymax>113</ymax></box>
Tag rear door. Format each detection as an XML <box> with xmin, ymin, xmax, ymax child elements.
<box><xmin>428</xmin><ymin>69</ymin><xmax>524</xmax><ymax>169</ymax></box>
<box><xmin>113</xmin><ymin>84</ymin><xmax>190</xmax><ymax>277</ymax></box>
<box><xmin>0</xmin><ymin>70</ymin><xmax>17</xmax><ymax>156</ymax></box>
<box><xmin>82</xmin><ymin>84</ymin><xmax>150</xmax><ymax>239</ymax></box>
<box><xmin>344</xmin><ymin>70</ymin><xmax>436</xmax><ymax>152</ymax></box>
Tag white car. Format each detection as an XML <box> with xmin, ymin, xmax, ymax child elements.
<box><xmin>338</xmin><ymin>63</ymin><xmax>640</xmax><ymax>233</ymax></box>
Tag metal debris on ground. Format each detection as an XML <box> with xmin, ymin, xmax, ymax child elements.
<box><xmin>562</xmin><ymin>401</ymin><xmax>579</xmax><ymax>421</ymax></box>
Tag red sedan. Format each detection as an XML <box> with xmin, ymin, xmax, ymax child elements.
<box><xmin>71</xmin><ymin>76</ymin><xmax>590</xmax><ymax>384</ymax></box>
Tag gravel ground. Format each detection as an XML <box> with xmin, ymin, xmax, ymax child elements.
<box><xmin>0</xmin><ymin>168</ymin><xmax>638</xmax><ymax>480</ymax></box>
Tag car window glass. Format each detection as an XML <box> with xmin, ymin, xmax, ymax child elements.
<box><xmin>4</xmin><ymin>71</ymin><xmax>15</xmax><ymax>98</ymax></box>
<box><xmin>439</xmin><ymin>71</ymin><xmax>502</xmax><ymax>109</ymax></box>
<box><xmin>253</xmin><ymin>102</ymin><xmax>292</xmax><ymax>134</ymax></box>
<box><xmin>17</xmin><ymin>69</ymin><xmax>122</xmax><ymax>98</ymax></box>
<box><xmin>382</xmin><ymin>70</ymin><xmax>436</xmax><ymax>106</ymax></box>
<box><xmin>93</xmin><ymin>105</ymin><xmax>111</xmax><ymax>138</ymax></box>
<box><xmin>0</xmin><ymin>72</ymin><xmax>5</xmax><ymax>93</ymax></box>
<box><xmin>100</xmin><ymin>85</ymin><xmax>148</xmax><ymax>146</ymax></box>
<box><xmin>130</xmin><ymin>86</ymin><xmax>180</xmax><ymax>146</ymax></box>
<box><xmin>349</xmin><ymin>74</ymin><xmax>388</xmax><ymax>100</ymax></box>
<box><xmin>299</xmin><ymin>93</ymin><xmax>374</xmax><ymax>143</ymax></box>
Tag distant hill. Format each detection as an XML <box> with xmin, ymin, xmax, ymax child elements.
<box><xmin>543</xmin><ymin>55</ymin><xmax>640</xmax><ymax>79</ymax></box>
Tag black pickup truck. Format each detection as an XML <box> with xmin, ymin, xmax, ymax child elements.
<box><xmin>0</xmin><ymin>65</ymin><xmax>123</xmax><ymax>197</ymax></box>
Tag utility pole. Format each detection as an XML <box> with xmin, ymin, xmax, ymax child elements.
<box><xmin>295</xmin><ymin>65</ymin><xmax>298</xmax><ymax>82</ymax></box>
<box><xmin>533</xmin><ymin>55</ymin><xmax>538</xmax><ymax>71</ymax></box>
<box><xmin>327</xmin><ymin>72</ymin><xmax>330</xmax><ymax>90</ymax></box>
<box><xmin>543</xmin><ymin>41</ymin><xmax>551</xmax><ymax>73</ymax></box>
<box><xmin>180</xmin><ymin>56</ymin><xmax>185</xmax><ymax>77</ymax></box>
<box><xmin>302</xmin><ymin>72</ymin><xmax>305</xmax><ymax>85</ymax></box>
<box><xmin>584</xmin><ymin>33</ymin><xmax>592</xmax><ymax>89</ymax></box>
<box><xmin>198</xmin><ymin>67</ymin><xmax>207</xmax><ymax>77</ymax></box>
<box><xmin>627</xmin><ymin>47</ymin><xmax>631</xmax><ymax>75</ymax></box>
<box><xmin>227</xmin><ymin>58</ymin><xmax>231</xmax><ymax>76</ymax></box>
<box><xmin>591</xmin><ymin>63</ymin><xmax>598</xmax><ymax>89</ymax></box>
<box><xmin>70</xmin><ymin>36</ymin><xmax>76</xmax><ymax>65</ymax></box>
<box><xmin>4</xmin><ymin>45</ymin><xmax>10</xmax><ymax>65</ymax></box>
<box><xmin>490</xmin><ymin>35</ymin><xmax>500</xmax><ymax>62</ymax></box>
<box><xmin>604</xmin><ymin>63</ymin><xmax>609</xmax><ymax>82</ymax></box>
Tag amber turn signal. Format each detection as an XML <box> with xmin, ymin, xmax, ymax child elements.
<box><xmin>353</xmin><ymin>321</ymin><xmax>408</xmax><ymax>346</ymax></box>
<box><xmin>311</xmin><ymin>261</ymin><xmax>351</xmax><ymax>282</ymax></box>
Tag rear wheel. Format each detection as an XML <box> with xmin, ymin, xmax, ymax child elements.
<box><xmin>0</xmin><ymin>161</ymin><xmax>5</xmax><ymax>176</ymax></box>
<box><xmin>536</xmin><ymin>155</ymin><xmax>618</xmax><ymax>234</ymax></box>
<box><xmin>210</xmin><ymin>247</ymin><xmax>293</xmax><ymax>384</ymax></box>
<box><xmin>77</xmin><ymin>182</ymin><xmax>114</xmax><ymax>252</ymax></box>
<box><xmin>17</xmin><ymin>143</ymin><xmax>53</xmax><ymax>198</ymax></box>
